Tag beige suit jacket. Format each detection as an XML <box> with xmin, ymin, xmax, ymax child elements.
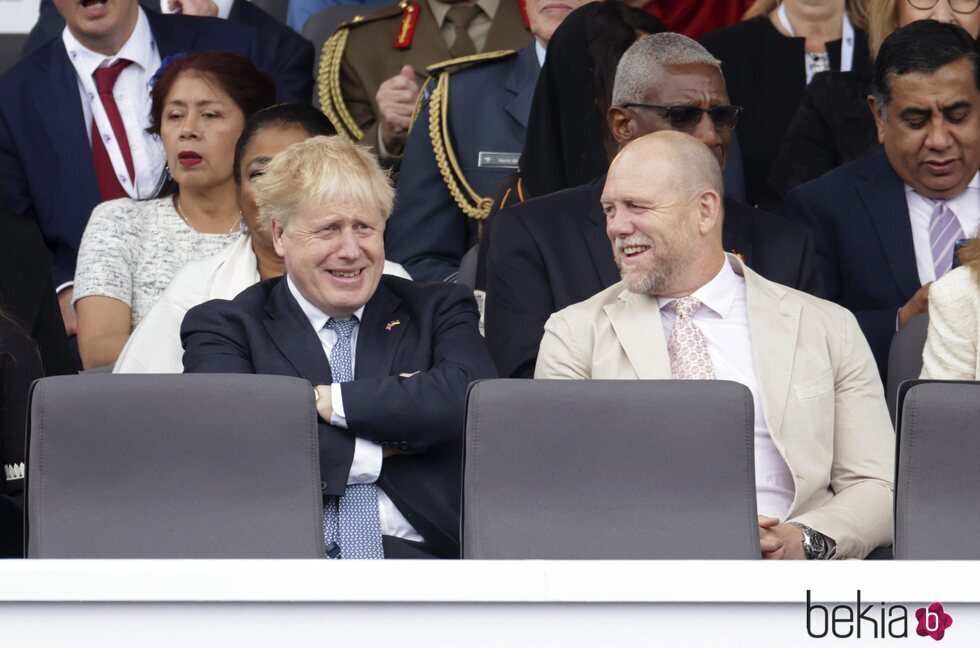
<box><xmin>535</xmin><ymin>255</ymin><xmax>894</xmax><ymax>559</ymax></box>
<box><xmin>921</xmin><ymin>265</ymin><xmax>980</xmax><ymax>380</ymax></box>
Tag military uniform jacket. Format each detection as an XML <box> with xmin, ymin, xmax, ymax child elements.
<box><xmin>318</xmin><ymin>0</ymin><xmax>530</xmax><ymax>152</ymax></box>
<box><xmin>387</xmin><ymin>43</ymin><xmax>539</xmax><ymax>282</ymax></box>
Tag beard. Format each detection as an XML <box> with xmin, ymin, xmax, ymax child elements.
<box><xmin>613</xmin><ymin>232</ymin><xmax>694</xmax><ymax>295</ymax></box>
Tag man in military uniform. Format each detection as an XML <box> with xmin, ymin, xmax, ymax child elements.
<box><xmin>318</xmin><ymin>0</ymin><xmax>530</xmax><ymax>162</ymax></box>
<box><xmin>384</xmin><ymin>0</ymin><xmax>594</xmax><ymax>282</ymax></box>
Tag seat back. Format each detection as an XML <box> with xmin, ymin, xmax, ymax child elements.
<box><xmin>895</xmin><ymin>380</ymin><xmax>980</xmax><ymax>559</ymax></box>
<box><xmin>463</xmin><ymin>379</ymin><xmax>760</xmax><ymax>559</ymax></box>
<box><xmin>886</xmin><ymin>312</ymin><xmax>928</xmax><ymax>422</ymax></box>
<box><xmin>27</xmin><ymin>374</ymin><xmax>324</xmax><ymax>558</ymax></box>
<box><xmin>0</xmin><ymin>34</ymin><xmax>28</xmax><ymax>76</ymax></box>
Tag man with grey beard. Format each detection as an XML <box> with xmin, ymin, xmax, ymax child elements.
<box><xmin>535</xmin><ymin>131</ymin><xmax>895</xmax><ymax>561</ymax></box>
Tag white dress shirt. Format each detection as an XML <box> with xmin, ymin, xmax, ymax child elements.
<box><xmin>906</xmin><ymin>172</ymin><xmax>980</xmax><ymax>285</ymax></box>
<box><xmin>160</xmin><ymin>0</ymin><xmax>235</xmax><ymax>19</ymax></box>
<box><xmin>657</xmin><ymin>259</ymin><xmax>796</xmax><ymax>520</ymax></box>
<box><xmin>286</xmin><ymin>277</ymin><xmax>423</xmax><ymax>542</ymax></box>
<box><xmin>63</xmin><ymin>8</ymin><xmax>165</xmax><ymax>201</ymax></box>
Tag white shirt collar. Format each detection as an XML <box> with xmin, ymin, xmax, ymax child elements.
<box><xmin>904</xmin><ymin>171</ymin><xmax>980</xmax><ymax>200</ymax></box>
<box><xmin>159</xmin><ymin>0</ymin><xmax>235</xmax><ymax>20</ymax></box>
<box><xmin>286</xmin><ymin>275</ymin><xmax>366</xmax><ymax>332</ymax></box>
<box><xmin>63</xmin><ymin>7</ymin><xmax>157</xmax><ymax>77</ymax></box>
<box><xmin>657</xmin><ymin>256</ymin><xmax>737</xmax><ymax>319</ymax></box>
<box><xmin>534</xmin><ymin>39</ymin><xmax>546</xmax><ymax>67</ymax></box>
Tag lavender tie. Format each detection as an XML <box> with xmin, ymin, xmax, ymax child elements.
<box><xmin>930</xmin><ymin>201</ymin><xmax>964</xmax><ymax>279</ymax></box>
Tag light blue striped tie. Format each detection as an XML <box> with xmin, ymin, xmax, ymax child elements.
<box><xmin>322</xmin><ymin>317</ymin><xmax>385</xmax><ymax>559</ymax></box>
<box><xmin>930</xmin><ymin>201</ymin><xmax>964</xmax><ymax>279</ymax></box>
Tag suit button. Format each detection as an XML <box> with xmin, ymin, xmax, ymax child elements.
<box><xmin>320</xmin><ymin>481</ymin><xmax>328</xmax><ymax>490</ymax></box>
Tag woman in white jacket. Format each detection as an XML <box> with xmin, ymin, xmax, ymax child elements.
<box><xmin>115</xmin><ymin>104</ymin><xmax>410</xmax><ymax>373</ymax></box>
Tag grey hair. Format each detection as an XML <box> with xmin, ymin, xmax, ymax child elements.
<box><xmin>611</xmin><ymin>33</ymin><xmax>720</xmax><ymax>107</ymax></box>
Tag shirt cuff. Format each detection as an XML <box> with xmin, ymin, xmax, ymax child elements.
<box><xmin>330</xmin><ymin>382</ymin><xmax>346</xmax><ymax>428</ymax></box>
<box><xmin>348</xmin><ymin>437</ymin><xmax>383</xmax><ymax>485</ymax></box>
<box><xmin>55</xmin><ymin>281</ymin><xmax>74</xmax><ymax>295</ymax></box>
<box><xmin>376</xmin><ymin>127</ymin><xmax>403</xmax><ymax>161</ymax></box>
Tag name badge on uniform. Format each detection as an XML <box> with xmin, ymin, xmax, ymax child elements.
<box><xmin>478</xmin><ymin>151</ymin><xmax>520</xmax><ymax>169</ymax></box>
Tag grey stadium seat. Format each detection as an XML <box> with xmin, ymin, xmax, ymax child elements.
<box><xmin>895</xmin><ymin>380</ymin><xmax>980</xmax><ymax>559</ymax></box>
<box><xmin>27</xmin><ymin>374</ymin><xmax>324</xmax><ymax>558</ymax></box>
<box><xmin>886</xmin><ymin>312</ymin><xmax>929</xmax><ymax>423</ymax></box>
<box><xmin>463</xmin><ymin>379</ymin><xmax>760</xmax><ymax>559</ymax></box>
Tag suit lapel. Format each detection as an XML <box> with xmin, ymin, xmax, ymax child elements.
<box><xmin>354</xmin><ymin>280</ymin><xmax>409</xmax><ymax>378</ymax></box>
<box><xmin>604</xmin><ymin>289</ymin><xmax>671</xmax><ymax>378</ymax></box>
<box><xmin>33</xmin><ymin>44</ymin><xmax>99</xmax><ymax>205</ymax></box>
<box><xmin>741</xmin><ymin>259</ymin><xmax>800</xmax><ymax>440</ymax></box>
<box><xmin>583</xmin><ymin>175</ymin><xmax>621</xmax><ymax>287</ymax></box>
<box><xmin>146</xmin><ymin>11</ymin><xmax>197</xmax><ymax>57</ymax></box>
<box><xmin>263</xmin><ymin>278</ymin><xmax>333</xmax><ymax>385</ymax></box>
<box><xmin>503</xmin><ymin>43</ymin><xmax>538</xmax><ymax>129</ymax></box>
<box><xmin>856</xmin><ymin>152</ymin><xmax>920</xmax><ymax>298</ymax></box>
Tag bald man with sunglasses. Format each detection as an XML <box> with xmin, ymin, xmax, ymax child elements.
<box><xmin>484</xmin><ymin>32</ymin><xmax>823</xmax><ymax>379</ymax></box>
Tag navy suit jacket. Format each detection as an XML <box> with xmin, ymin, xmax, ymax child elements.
<box><xmin>181</xmin><ymin>275</ymin><xmax>498</xmax><ymax>558</ymax></box>
<box><xmin>387</xmin><ymin>44</ymin><xmax>540</xmax><ymax>282</ymax></box>
<box><xmin>785</xmin><ymin>150</ymin><xmax>918</xmax><ymax>377</ymax></box>
<box><xmin>22</xmin><ymin>0</ymin><xmax>312</xmax><ymax>103</ymax></box>
<box><xmin>485</xmin><ymin>174</ymin><xmax>823</xmax><ymax>378</ymax></box>
<box><xmin>0</xmin><ymin>10</ymin><xmax>261</xmax><ymax>286</ymax></box>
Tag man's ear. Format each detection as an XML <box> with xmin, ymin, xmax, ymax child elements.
<box><xmin>607</xmin><ymin>106</ymin><xmax>634</xmax><ymax>146</ymax></box>
<box><xmin>271</xmin><ymin>219</ymin><xmax>286</xmax><ymax>257</ymax></box>
<box><xmin>696</xmin><ymin>190</ymin><xmax>722</xmax><ymax>236</ymax></box>
<box><xmin>868</xmin><ymin>94</ymin><xmax>887</xmax><ymax>145</ymax></box>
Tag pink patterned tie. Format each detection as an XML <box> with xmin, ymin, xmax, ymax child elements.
<box><xmin>667</xmin><ymin>296</ymin><xmax>716</xmax><ymax>380</ymax></box>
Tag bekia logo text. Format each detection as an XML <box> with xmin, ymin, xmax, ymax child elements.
<box><xmin>806</xmin><ymin>591</ymin><xmax>953</xmax><ymax>640</ymax></box>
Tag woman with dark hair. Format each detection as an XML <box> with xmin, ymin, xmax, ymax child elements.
<box><xmin>764</xmin><ymin>0</ymin><xmax>980</xmax><ymax>212</ymax></box>
<box><xmin>73</xmin><ymin>51</ymin><xmax>276</xmax><ymax>369</ymax></box>
<box><xmin>518</xmin><ymin>1</ymin><xmax>666</xmax><ymax>200</ymax></box>
<box><xmin>922</xmin><ymin>234</ymin><xmax>980</xmax><ymax>380</ymax></box>
<box><xmin>113</xmin><ymin>104</ymin><xmax>410</xmax><ymax>373</ymax></box>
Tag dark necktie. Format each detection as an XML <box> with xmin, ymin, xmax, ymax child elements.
<box><xmin>321</xmin><ymin>317</ymin><xmax>385</xmax><ymax>559</ymax></box>
<box><xmin>446</xmin><ymin>5</ymin><xmax>481</xmax><ymax>58</ymax></box>
<box><xmin>91</xmin><ymin>59</ymin><xmax>136</xmax><ymax>201</ymax></box>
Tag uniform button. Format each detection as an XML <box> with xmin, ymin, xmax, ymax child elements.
<box><xmin>320</xmin><ymin>481</ymin><xmax>328</xmax><ymax>490</ymax></box>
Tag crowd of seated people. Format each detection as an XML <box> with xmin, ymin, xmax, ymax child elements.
<box><xmin>0</xmin><ymin>0</ymin><xmax>978</xmax><ymax>561</ymax></box>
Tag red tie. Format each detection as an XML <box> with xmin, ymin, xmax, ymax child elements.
<box><xmin>91</xmin><ymin>59</ymin><xmax>136</xmax><ymax>201</ymax></box>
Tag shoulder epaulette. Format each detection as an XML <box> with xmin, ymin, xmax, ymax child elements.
<box><xmin>425</xmin><ymin>49</ymin><xmax>518</xmax><ymax>76</ymax></box>
<box><xmin>317</xmin><ymin>2</ymin><xmax>409</xmax><ymax>141</ymax></box>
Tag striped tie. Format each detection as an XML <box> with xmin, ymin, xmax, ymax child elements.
<box><xmin>929</xmin><ymin>202</ymin><xmax>964</xmax><ymax>279</ymax></box>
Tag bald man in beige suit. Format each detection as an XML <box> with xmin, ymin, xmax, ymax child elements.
<box><xmin>535</xmin><ymin>132</ymin><xmax>894</xmax><ymax>560</ymax></box>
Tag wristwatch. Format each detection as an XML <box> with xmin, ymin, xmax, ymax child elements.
<box><xmin>789</xmin><ymin>522</ymin><xmax>830</xmax><ymax>560</ymax></box>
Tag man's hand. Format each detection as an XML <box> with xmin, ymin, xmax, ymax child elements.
<box><xmin>314</xmin><ymin>384</ymin><xmax>333</xmax><ymax>422</ymax></box>
<box><xmin>376</xmin><ymin>65</ymin><xmax>419</xmax><ymax>156</ymax></box>
<box><xmin>168</xmin><ymin>0</ymin><xmax>219</xmax><ymax>16</ymax></box>
<box><xmin>899</xmin><ymin>282</ymin><xmax>931</xmax><ymax>327</ymax></box>
<box><xmin>759</xmin><ymin>515</ymin><xmax>806</xmax><ymax>560</ymax></box>
<box><xmin>57</xmin><ymin>286</ymin><xmax>78</xmax><ymax>336</ymax></box>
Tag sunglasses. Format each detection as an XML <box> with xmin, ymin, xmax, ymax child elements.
<box><xmin>621</xmin><ymin>103</ymin><xmax>743</xmax><ymax>131</ymax></box>
<box><xmin>906</xmin><ymin>0</ymin><xmax>980</xmax><ymax>13</ymax></box>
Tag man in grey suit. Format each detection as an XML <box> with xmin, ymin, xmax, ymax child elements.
<box><xmin>536</xmin><ymin>131</ymin><xmax>894</xmax><ymax>560</ymax></box>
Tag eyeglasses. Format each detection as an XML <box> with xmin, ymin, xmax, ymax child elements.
<box><xmin>906</xmin><ymin>0</ymin><xmax>980</xmax><ymax>14</ymax></box>
<box><xmin>621</xmin><ymin>103</ymin><xmax>743</xmax><ymax>131</ymax></box>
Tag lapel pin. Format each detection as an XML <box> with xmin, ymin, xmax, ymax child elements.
<box><xmin>385</xmin><ymin>320</ymin><xmax>402</xmax><ymax>331</ymax></box>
